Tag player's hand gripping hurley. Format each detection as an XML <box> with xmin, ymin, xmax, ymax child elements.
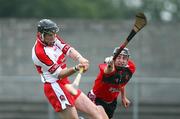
<box><xmin>72</xmin><ymin>68</ymin><xmax>84</xmax><ymax>88</ymax></box>
<box><xmin>65</xmin><ymin>68</ymin><xmax>84</xmax><ymax>95</ymax></box>
<box><xmin>113</xmin><ymin>12</ymin><xmax>147</xmax><ymax>60</ymax></box>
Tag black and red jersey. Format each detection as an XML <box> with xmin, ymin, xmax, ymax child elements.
<box><xmin>92</xmin><ymin>60</ymin><xmax>136</xmax><ymax>102</ymax></box>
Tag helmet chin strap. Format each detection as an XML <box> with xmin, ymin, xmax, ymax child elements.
<box><xmin>41</xmin><ymin>33</ymin><xmax>44</xmax><ymax>41</ymax></box>
<box><xmin>40</xmin><ymin>33</ymin><xmax>48</xmax><ymax>46</ymax></box>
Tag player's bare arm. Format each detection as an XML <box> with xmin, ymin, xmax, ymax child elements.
<box><xmin>57</xmin><ymin>67</ymin><xmax>76</xmax><ymax>79</ymax></box>
<box><xmin>68</xmin><ymin>48</ymin><xmax>89</xmax><ymax>72</ymax></box>
<box><xmin>58</xmin><ymin>64</ymin><xmax>83</xmax><ymax>79</ymax></box>
<box><xmin>120</xmin><ymin>86</ymin><xmax>130</xmax><ymax>108</ymax></box>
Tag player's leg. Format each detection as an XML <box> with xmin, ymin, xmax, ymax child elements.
<box><xmin>97</xmin><ymin>105</ymin><xmax>110</xmax><ymax>119</ymax></box>
<box><xmin>44</xmin><ymin>82</ymin><xmax>79</xmax><ymax>119</ymax></box>
<box><xmin>95</xmin><ymin>98</ymin><xmax>117</xmax><ymax>119</ymax></box>
<box><xmin>75</xmin><ymin>92</ymin><xmax>109</xmax><ymax>119</ymax></box>
<box><xmin>58</xmin><ymin>106</ymin><xmax>79</xmax><ymax>119</ymax></box>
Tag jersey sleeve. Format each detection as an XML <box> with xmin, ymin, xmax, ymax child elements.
<box><xmin>33</xmin><ymin>44</ymin><xmax>62</xmax><ymax>79</ymax></box>
<box><xmin>128</xmin><ymin>59</ymin><xmax>136</xmax><ymax>74</ymax></box>
<box><xmin>47</xmin><ymin>63</ymin><xmax>62</xmax><ymax>78</ymax></box>
<box><xmin>56</xmin><ymin>35</ymin><xmax>72</xmax><ymax>55</ymax></box>
<box><xmin>99</xmin><ymin>64</ymin><xmax>106</xmax><ymax>72</ymax></box>
<box><xmin>41</xmin><ymin>49</ymin><xmax>63</xmax><ymax>78</ymax></box>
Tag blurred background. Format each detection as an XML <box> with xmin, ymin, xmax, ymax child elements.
<box><xmin>0</xmin><ymin>0</ymin><xmax>180</xmax><ymax>119</ymax></box>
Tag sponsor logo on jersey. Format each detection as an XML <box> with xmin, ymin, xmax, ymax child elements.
<box><xmin>59</xmin><ymin>95</ymin><xmax>66</xmax><ymax>101</ymax></box>
<box><xmin>109</xmin><ymin>87</ymin><xmax>120</xmax><ymax>93</ymax></box>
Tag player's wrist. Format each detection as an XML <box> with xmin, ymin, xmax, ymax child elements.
<box><xmin>76</xmin><ymin>55</ymin><xmax>82</xmax><ymax>61</ymax></box>
<box><xmin>73</xmin><ymin>65</ymin><xmax>79</xmax><ymax>72</ymax></box>
<box><xmin>78</xmin><ymin>56</ymin><xmax>86</xmax><ymax>63</ymax></box>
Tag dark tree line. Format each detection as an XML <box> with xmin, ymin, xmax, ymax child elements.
<box><xmin>0</xmin><ymin>0</ymin><xmax>179</xmax><ymax>22</ymax></box>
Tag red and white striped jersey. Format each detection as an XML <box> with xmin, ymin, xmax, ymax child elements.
<box><xmin>32</xmin><ymin>34</ymin><xmax>72</xmax><ymax>83</ymax></box>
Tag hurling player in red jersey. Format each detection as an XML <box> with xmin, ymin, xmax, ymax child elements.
<box><xmin>32</xmin><ymin>19</ymin><xmax>108</xmax><ymax>119</ymax></box>
<box><xmin>87</xmin><ymin>47</ymin><xmax>136</xmax><ymax>119</ymax></box>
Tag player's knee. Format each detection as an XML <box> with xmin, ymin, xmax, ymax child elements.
<box><xmin>90</xmin><ymin>106</ymin><xmax>103</xmax><ymax>119</ymax></box>
<box><xmin>97</xmin><ymin>105</ymin><xmax>109</xmax><ymax>119</ymax></box>
<box><xmin>97</xmin><ymin>105</ymin><xmax>105</xmax><ymax>112</ymax></box>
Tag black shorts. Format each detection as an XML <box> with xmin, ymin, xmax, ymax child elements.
<box><xmin>95</xmin><ymin>98</ymin><xmax>117</xmax><ymax>119</ymax></box>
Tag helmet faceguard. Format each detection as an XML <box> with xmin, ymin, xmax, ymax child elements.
<box><xmin>113</xmin><ymin>47</ymin><xmax>130</xmax><ymax>57</ymax></box>
<box><xmin>37</xmin><ymin>19</ymin><xmax>59</xmax><ymax>34</ymax></box>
